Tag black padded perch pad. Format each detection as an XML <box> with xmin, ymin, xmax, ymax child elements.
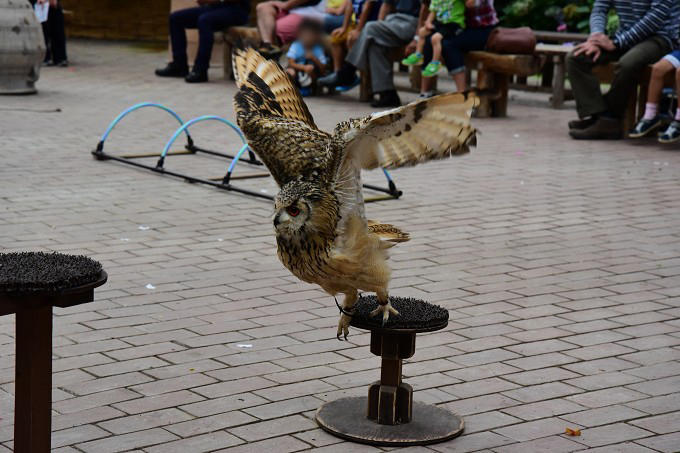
<box><xmin>351</xmin><ymin>296</ymin><xmax>449</xmax><ymax>332</ymax></box>
<box><xmin>0</xmin><ymin>252</ymin><xmax>104</xmax><ymax>294</ymax></box>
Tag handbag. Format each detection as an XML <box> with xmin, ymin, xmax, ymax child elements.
<box><xmin>486</xmin><ymin>27</ymin><xmax>537</xmax><ymax>54</ymax></box>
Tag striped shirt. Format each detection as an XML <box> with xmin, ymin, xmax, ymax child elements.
<box><xmin>590</xmin><ymin>0</ymin><xmax>680</xmax><ymax>50</ymax></box>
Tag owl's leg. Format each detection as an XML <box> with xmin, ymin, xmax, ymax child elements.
<box><xmin>369</xmin><ymin>289</ymin><xmax>399</xmax><ymax>326</ymax></box>
<box><xmin>336</xmin><ymin>290</ymin><xmax>358</xmax><ymax>341</ymax></box>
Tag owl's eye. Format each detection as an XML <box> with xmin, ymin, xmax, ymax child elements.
<box><xmin>287</xmin><ymin>206</ymin><xmax>300</xmax><ymax>217</ymax></box>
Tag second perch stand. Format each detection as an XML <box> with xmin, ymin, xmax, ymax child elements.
<box><xmin>315</xmin><ymin>296</ymin><xmax>464</xmax><ymax>446</ymax></box>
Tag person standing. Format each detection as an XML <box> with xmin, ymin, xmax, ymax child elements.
<box><xmin>566</xmin><ymin>0</ymin><xmax>679</xmax><ymax>140</ymax></box>
<box><xmin>32</xmin><ymin>0</ymin><xmax>68</xmax><ymax>67</ymax></box>
<box><xmin>319</xmin><ymin>0</ymin><xmax>426</xmax><ymax>108</ymax></box>
<box><xmin>156</xmin><ymin>0</ymin><xmax>250</xmax><ymax>83</ymax></box>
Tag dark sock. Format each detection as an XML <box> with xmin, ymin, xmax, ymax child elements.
<box><xmin>336</xmin><ymin>63</ymin><xmax>357</xmax><ymax>84</ymax></box>
<box><xmin>600</xmin><ymin>111</ymin><xmax>617</xmax><ymax>119</ymax></box>
<box><xmin>379</xmin><ymin>90</ymin><xmax>398</xmax><ymax>98</ymax></box>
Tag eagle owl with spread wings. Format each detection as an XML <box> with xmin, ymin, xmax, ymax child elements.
<box><xmin>232</xmin><ymin>47</ymin><xmax>478</xmax><ymax>339</ymax></box>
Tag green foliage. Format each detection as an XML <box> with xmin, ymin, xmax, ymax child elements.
<box><xmin>500</xmin><ymin>0</ymin><xmax>619</xmax><ymax>34</ymax></box>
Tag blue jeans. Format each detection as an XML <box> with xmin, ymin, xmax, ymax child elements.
<box><xmin>424</xmin><ymin>25</ymin><xmax>494</xmax><ymax>74</ymax></box>
<box><xmin>170</xmin><ymin>5</ymin><xmax>249</xmax><ymax>72</ymax></box>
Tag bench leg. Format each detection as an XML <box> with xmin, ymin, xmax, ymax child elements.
<box><xmin>492</xmin><ymin>73</ymin><xmax>509</xmax><ymax>117</ymax></box>
<box><xmin>14</xmin><ymin>306</ymin><xmax>53</xmax><ymax>453</ymax></box>
<box><xmin>551</xmin><ymin>55</ymin><xmax>566</xmax><ymax>109</ymax></box>
<box><xmin>224</xmin><ymin>42</ymin><xmax>233</xmax><ymax>81</ymax></box>
<box><xmin>475</xmin><ymin>69</ymin><xmax>492</xmax><ymax>118</ymax></box>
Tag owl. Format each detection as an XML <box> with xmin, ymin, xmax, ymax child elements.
<box><xmin>232</xmin><ymin>47</ymin><xmax>478</xmax><ymax>339</ymax></box>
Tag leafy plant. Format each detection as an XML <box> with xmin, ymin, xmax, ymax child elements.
<box><xmin>500</xmin><ymin>0</ymin><xmax>619</xmax><ymax>34</ymax></box>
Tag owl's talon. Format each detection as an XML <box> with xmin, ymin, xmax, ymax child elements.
<box><xmin>337</xmin><ymin>312</ymin><xmax>352</xmax><ymax>340</ymax></box>
<box><xmin>369</xmin><ymin>302</ymin><xmax>399</xmax><ymax>325</ymax></box>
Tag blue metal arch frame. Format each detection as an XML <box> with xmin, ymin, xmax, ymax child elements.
<box><xmin>92</xmin><ymin>104</ymin><xmax>402</xmax><ymax>202</ymax></box>
<box><xmin>95</xmin><ymin>102</ymin><xmax>192</xmax><ymax>153</ymax></box>
<box><xmin>157</xmin><ymin>115</ymin><xmax>245</xmax><ymax>168</ymax></box>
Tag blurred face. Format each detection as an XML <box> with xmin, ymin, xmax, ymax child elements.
<box><xmin>299</xmin><ymin>28</ymin><xmax>320</xmax><ymax>48</ymax></box>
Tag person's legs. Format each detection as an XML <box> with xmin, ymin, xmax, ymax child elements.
<box><xmin>629</xmin><ymin>57</ymin><xmax>673</xmax><ymax>137</ymax></box>
<box><xmin>430</xmin><ymin>32</ymin><xmax>443</xmax><ymax>62</ymax></box>
<box><xmin>657</xmin><ymin>57</ymin><xmax>680</xmax><ymax>143</ymax></box>
<box><xmin>47</xmin><ymin>3</ymin><xmax>67</xmax><ymax>64</ymax></box>
<box><xmin>348</xmin><ymin>15</ymin><xmax>417</xmax><ymax>94</ymax></box>
<box><xmin>604</xmin><ymin>36</ymin><xmax>670</xmax><ymax>118</ymax></box>
<box><xmin>565</xmin><ymin>50</ymin><xmax>616</xmax><ymax>120</ymax></box>
<box><xmin>169</xmin><ymin>7</ymin><xmax>202</xmax><ymax>67</ymax></box>
<box><xmin>194</xmin><ymin>6</ymin><xmax>249</xmax><ymax>73</ymax></box>
<box><xmin>256</xmin><ymin>1</ymin><xmax>281</xmax><ymax>45</ymax></box>
<box><xmin>276</xmin><ymin>13</ymin><xmax>305</xmax><ymax>45</ymax></box>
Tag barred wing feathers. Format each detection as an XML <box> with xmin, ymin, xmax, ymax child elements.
<box><xmin>337</xmin><ymin>92</ymin><xmax>478</xmax><ymax>171</ymax></box>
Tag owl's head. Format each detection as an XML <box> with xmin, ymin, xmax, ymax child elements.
<box><xmin>273</xmin><ymin>180</ymin><xmax>337</xmax><ymax>238</ymax></box>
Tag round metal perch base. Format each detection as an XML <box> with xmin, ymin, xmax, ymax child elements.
<box><xmin>315</xmin><ymin>296</ymin><xmax>463</xmax><ymax>447</ymax></box>
<box><xmin>316</xmin><ymin>397</ymin><xmax>464</xmax><ymax>446</ymax></box>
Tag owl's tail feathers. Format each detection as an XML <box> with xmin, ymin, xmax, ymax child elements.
<box><xmin>368</xmin><ymin>221</ymin><xmax>411</xmax><ymax>246</ymax></box>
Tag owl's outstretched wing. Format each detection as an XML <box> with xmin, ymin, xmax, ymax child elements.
<box><xmin>330</xmin><ymin>92</ymin><xmax>478</xmax><ymax>234</ymax></box>
<box><xmin>232</xmin><ymin>47</ymin><xmax>317</xmax><ymax>128</ymax></box>
<box><xmin>334</xmin><ymin>92</ymin><xmax>478</xmax><ymax>172</ymax></box>
<box><xmin>232</xmin><ymin>47</ymin><xmax>330</xmax><ymax>186</ymax></box>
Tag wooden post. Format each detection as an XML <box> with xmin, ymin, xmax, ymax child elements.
<box><xmin>551</xmin><ymin>54</ymin><xmax>566</xmax><ymax>109</ymax></box>
<box><xmin>14</xmin><ymin>305</ymin><xmax>53</xmax><ymax>453</ymax></box>
<box><xmin>360</xmin><ymin>69</ymin><xmax>372</xmax><ymax>102</ymax></box>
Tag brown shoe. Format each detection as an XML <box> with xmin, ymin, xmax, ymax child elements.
<box><xmin>568</xmin><ymin>116</ymin><xmax>597</xmax><ymax>130</ymax></box>
<box><xmin>569</xmin><ymin>116</ymin><xmax>622</xmax><ymax>140</ymax></box>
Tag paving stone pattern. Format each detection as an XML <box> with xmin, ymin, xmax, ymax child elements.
<box><xmin>1</xmin><ymin>41</ymin><xmax>680</xmax><ymax>452</ymax></box>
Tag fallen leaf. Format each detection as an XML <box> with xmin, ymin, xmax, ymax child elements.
<box><xmin>565</xmin><ymin>428</ymin><xmax>581</xmax><ymax>436</ymax></box>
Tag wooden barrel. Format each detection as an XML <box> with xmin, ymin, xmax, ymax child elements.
<box><xmin>0</xmin><ymin>0</ymin><xmax>46</xmax><ymax>94</ymax></box>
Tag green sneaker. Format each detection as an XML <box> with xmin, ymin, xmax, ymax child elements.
<box><xmin>402</xmin><ymin>53</ymin><xmax>424</xmax><ymax>66</ymax></box>
<box><xmin>422</xmin><ymin>61</ymin><xmax>444</xmax><ymax>78</ymax></box>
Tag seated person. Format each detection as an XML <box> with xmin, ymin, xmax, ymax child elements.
<box><xmin>325</xmin><ymin>0</ymin><xmax>348</xmax><ymax>33</ymax></box>
<box><xmin>630</xmin><ymin>50</ymin><xmax>680</xmax><ymax>143</ymax></box>
<box><xmin>328</xmin><ymin>0</ymin><xmax>380</xmax><ymax>81</ymax></box>
<box><xmin>156</xmin><ymin>0</ymin><xmax>250</xmax><ymax>83</ymax></box>
<box><xmin>418</xmin><ymin>0</ymin><xmax>497</xmax><ymax>97</ymax></box>
<box><xmin>402</xmin><ymin>0</ymin><xmax>465</xmax><ymax>78</ymax></box>
<box><xmin>285</xmin><ymin>19</ymin><xmax>329</xmax><ymax>96</ymax></box>
<box><xmin>256</xmin><ymin>0</ymin><xmax>327</xmax><ymax>54</ymax></box>
<box><xmin>567</xmin><ymin>0</ymin><xmax>679</xmax><ymax>140</ymax></box>
<box><xmin>319</xmin><ymin>0</ymin><xmax>424</xmax><ymax>108</ymax></box>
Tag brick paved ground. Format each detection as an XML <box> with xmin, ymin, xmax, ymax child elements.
<box><xmin>1</xmin><ymin>40</ymin><xmax>680</xmax><ymax>452</ymax></box>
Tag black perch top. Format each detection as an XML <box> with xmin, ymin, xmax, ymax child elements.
<box><xmin>0</xmin><ymin>252</ymin><xmax>104</xmax><ymax>294</ymax></box>
<box><xmin>351</xmin><ymin>296</ymin><xmax>449</xmax><ymax>332</ymax></box>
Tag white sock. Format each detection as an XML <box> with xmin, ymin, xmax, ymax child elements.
<box><xmin>675</xmin><ymin>108</ymin><xmax>680</xmax><ymax>122</ymax></box>
<box><xmin>643</xmin><ymin>102</ymin><xmax>659</xmax><ymax>120</ymax></box>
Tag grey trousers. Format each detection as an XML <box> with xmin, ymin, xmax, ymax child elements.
<box><xmin>346</xmin><ymin>13</ymin><xmax>418</xmax><ymax>92</ymax></box>
<box><xmin>566</xmin><ymin>35</ymin><xmax>670</xmax><ymax>119</ymax></box>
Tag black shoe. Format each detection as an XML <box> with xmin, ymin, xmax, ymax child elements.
<box><xmin>185</xmin><ymin>70</ymin><xmax>208</xmax><ymax>83</ymax></box>
<box><xmin>45</xmin><ymin>59</ymin><xmax>68</xmax><ymax>67</ymax></box>
<box><xmin>569</xmin><ymin>116</ymin><xmax>622</xmax><ymax>140</ymax></box>
<box><xmin>568</xmin><ymin>116</ymin><xmax>597</xmax><ymax>130</ymax></box>
<box><xmin>257</xmin><ymin>44</ymin><xmax>282</xmax><ymax>60</ymax></box>
<box><xmin>155</xmin><ymin>62</ymin><xmax>189</xmax><ymax>78</ymax></box>
<box><xmin>371</xmin><ymin>91</ymin><xmax>401</xmax><ymax>108</ymax></box>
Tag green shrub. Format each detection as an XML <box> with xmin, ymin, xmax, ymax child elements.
<box><xmin>500</xmin><ymin>0</ymin><xmax>619</xmax><ymax>34</ymax></box>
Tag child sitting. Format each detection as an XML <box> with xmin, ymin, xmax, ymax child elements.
<box><xmin>327</xmin><ymin>0</ymin><xmax>380</xmax><ymax>89</ymax></box>
<box><xmin>285</xmin><ymin>19</ymin><xmax>328</xmax><ymax>96</ymax></box>
<box><xmin>401</xmin><ymin>0</ymin><xmax>465</xmax><ymax>78</ymax></box>
<box><xmin>630</xmin><ymin>50</ymin><xmax>680</xmax><ymax>143</ymax></box>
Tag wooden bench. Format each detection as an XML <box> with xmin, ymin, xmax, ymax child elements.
<box><xmin>513</xmin><ymin>32</ymin><xmax>589</xmax><ymax>108</ymax></box>
<box><xmin>464</xmin><ymin>51</ymin><xmax>546</xmax><ymax>117</ymax></box>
